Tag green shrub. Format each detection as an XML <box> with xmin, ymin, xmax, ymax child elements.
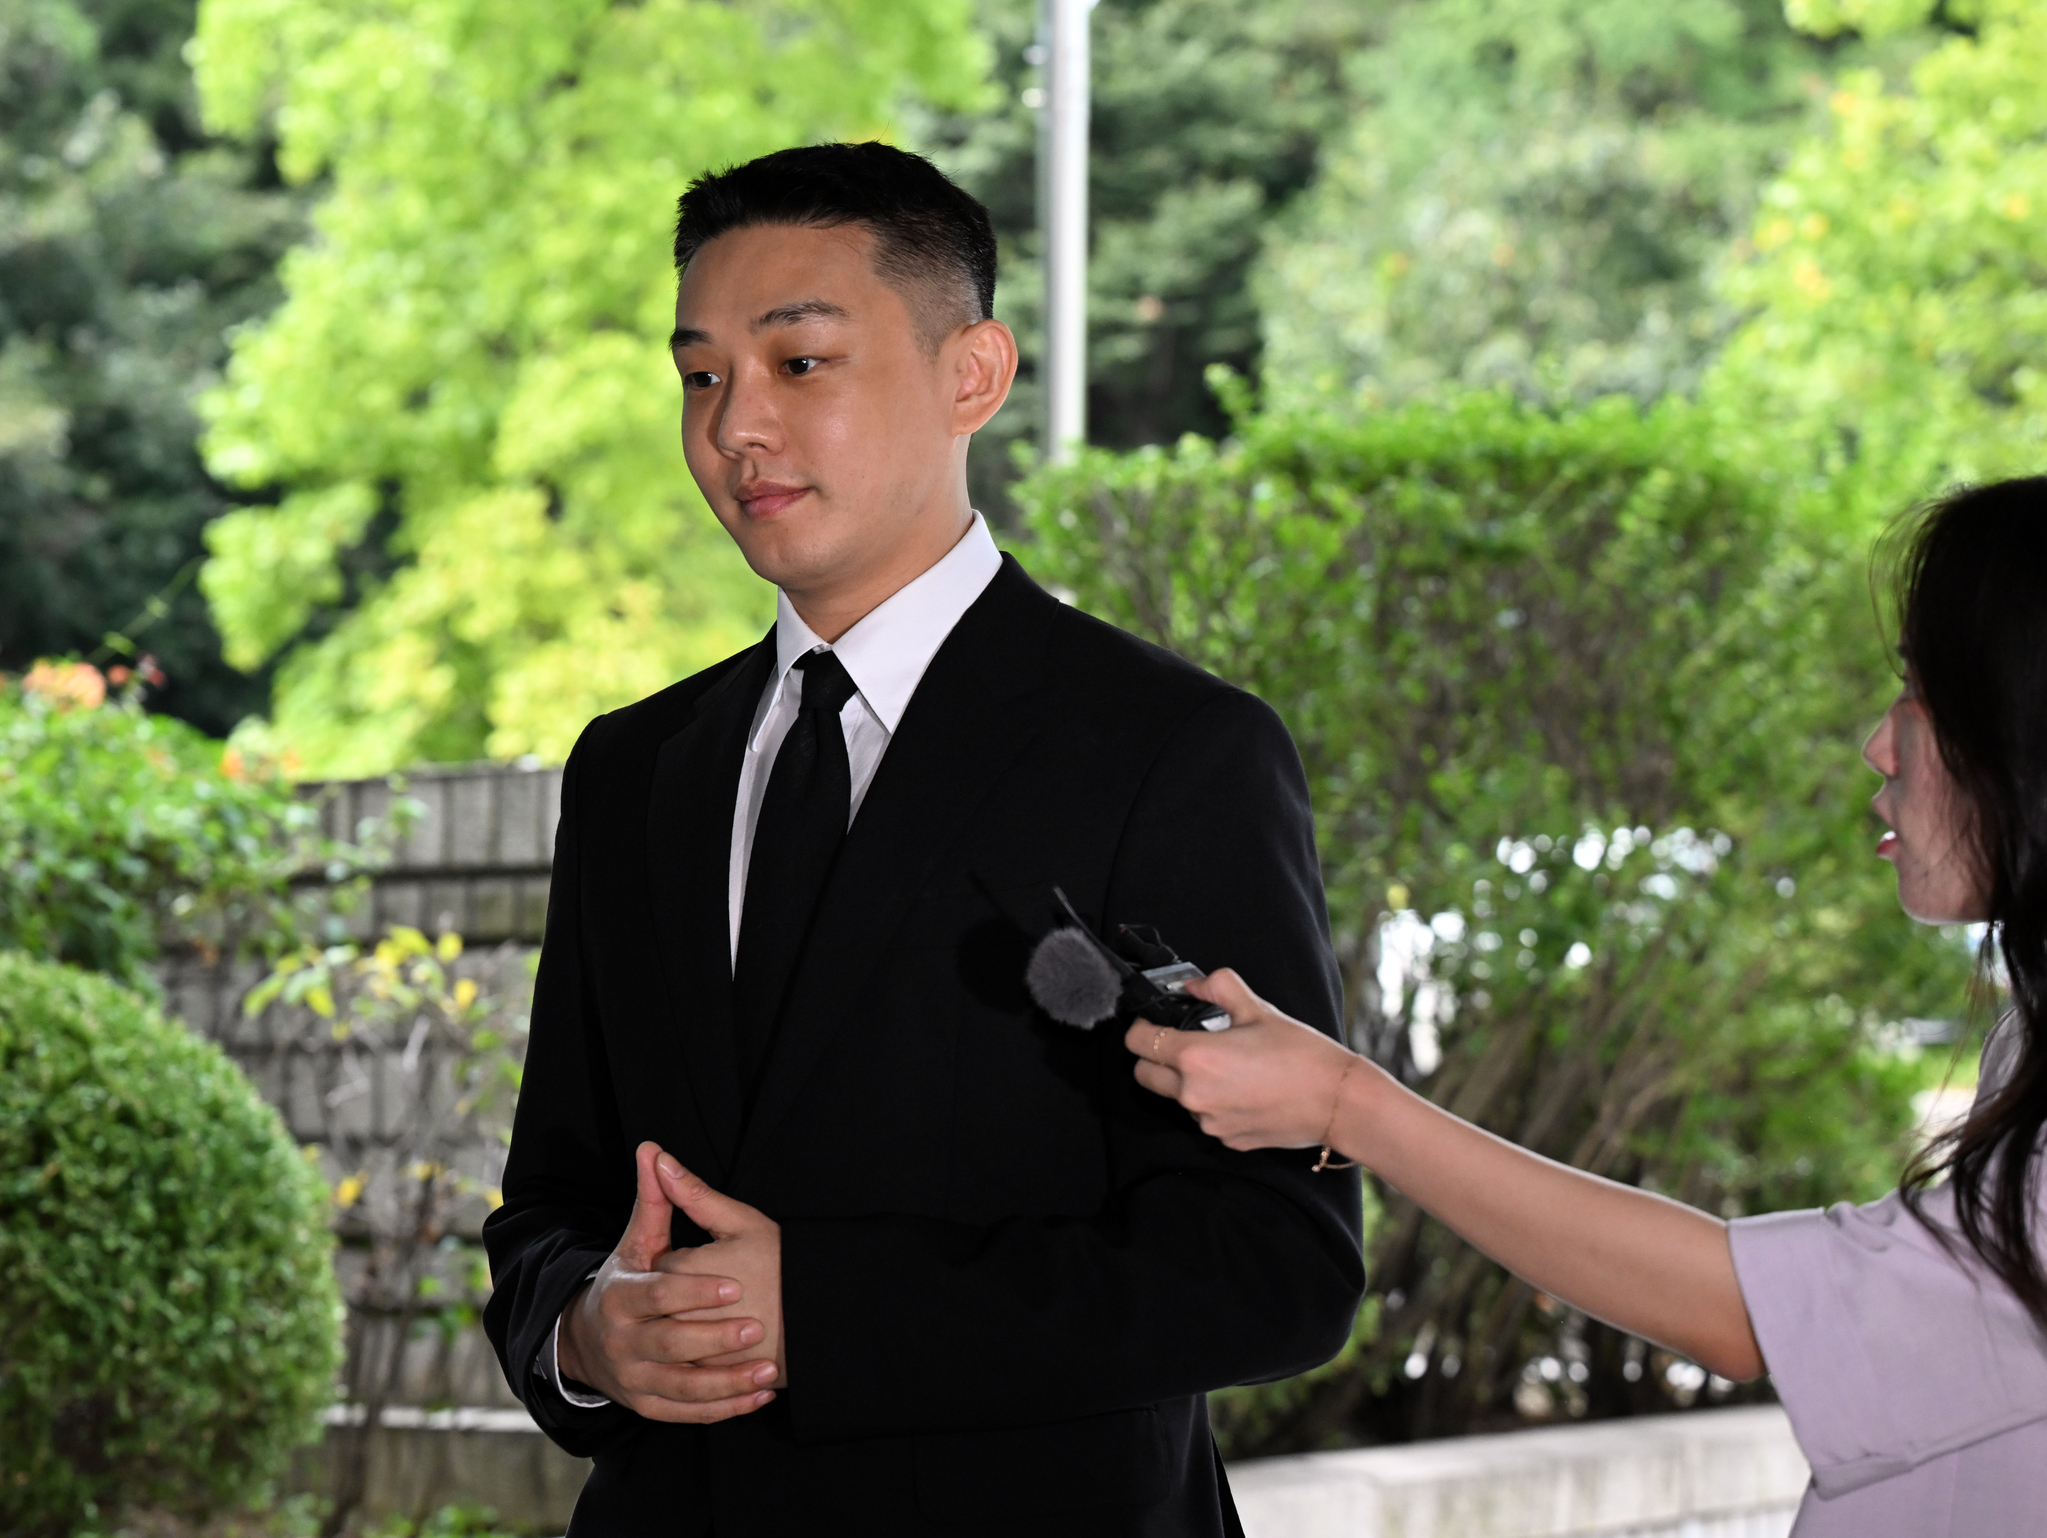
<box><xmin>0</xmin><ymin>664</ymin><xmax>389</xmax><ymax>991</ymax></box>
<box><xmin>1019</xmin><ymin>386</ymin><xmax>1972</xmax><ymax>1444</ymax></box>
<box><xmin>0</xmin><ymin>953</ymin><xmax>341</xmax><ymax>1537</ymax></box>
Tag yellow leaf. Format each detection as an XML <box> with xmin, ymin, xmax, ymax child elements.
<box><xmin>335</xmin><ymin>1174</ymin><xmax>365</xmax><ymax>1208</ymax></box>
<box><xmin>453</xmin><ymin>977</ymin><xmax>478</xmax><ymax>1010</ymax></box>
<box><xmin>1792</xmin><ymin>258</ymin><xmax>1831</xmax><ymax>300</ymax></box>
<box><xmin>436</xmin><ymin>931</ymin><xmax>463</xmax><ymax>963</ymax></box>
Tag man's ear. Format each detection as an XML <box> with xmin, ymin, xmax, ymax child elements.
<box><xmin>949</xmin><ymin>318</ymin><xmax>1018</xmax><ymax>437</ymax></box>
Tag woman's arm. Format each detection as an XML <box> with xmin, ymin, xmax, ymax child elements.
<box><xmin>1129</xmin><ymin>969</ymin><xmax>1765</xmax><ymax>1383</ymax></box>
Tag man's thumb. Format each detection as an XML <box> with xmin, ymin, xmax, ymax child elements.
<box><xmin>617</xmin><ymin>1141</ymin><xmax>676</xmax><ymax>1269</ymax></box>
<box><xmin>657</xmin><ymin>1158</ymin><xmax>750</xmax><ymax>1241</ymax></box>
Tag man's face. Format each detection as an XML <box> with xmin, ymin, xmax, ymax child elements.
<box><xmin>671</xmin><ymin>222</ymin><xmax>978</xmax><ymax>597</ymax></box>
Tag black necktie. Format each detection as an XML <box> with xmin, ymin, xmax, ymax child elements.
<box><xmin>732</xmin><ymin>649</ymin><xmax>860</xmax><ymax>1089</ymax></box>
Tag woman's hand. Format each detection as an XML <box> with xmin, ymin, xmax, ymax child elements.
<box><xmin>1124</xmin><ymin>968</ymin><xmax>1360</xmax><ymax>1150</ymax></box>
<box><xmin>1129</xmin><ymin>970</ymin><xmax>1765</xmax><ymax>1381</ymax></box>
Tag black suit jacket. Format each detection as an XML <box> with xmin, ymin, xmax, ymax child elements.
<box><xmin>482</xmin><ymin>556</ymin><xmax>1366</xmax><ymax>1537</ymax></box>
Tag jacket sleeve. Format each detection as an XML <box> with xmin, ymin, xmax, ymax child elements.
<box><xmin>480</xmin><ymin>736</ymin><xmax>642</xmax><ymax>1456</ymax></box>
<box><xmin>778</xmin><ymin>688</ymin><xmax>1368</xmax><ymax>1442</ymax></box>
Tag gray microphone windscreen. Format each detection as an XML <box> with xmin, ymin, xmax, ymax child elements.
<box><xmin>1025</xmin><ymin>926</ymin><xmax>1122</xmax><ymax>1028</ymax></box>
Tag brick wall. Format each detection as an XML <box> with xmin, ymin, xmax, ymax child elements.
<box><xmin>161</xmin><ymin>761</ymin><xmax>575</xmax><ymax>1512</ymax></box>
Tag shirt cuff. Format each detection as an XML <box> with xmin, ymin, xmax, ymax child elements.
<box><xmin>534</xmin><ymin>1274</ymin><xmax>611</xmax><ymax>1410</ymax></box>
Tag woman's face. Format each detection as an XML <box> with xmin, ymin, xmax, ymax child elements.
<box><xmin>1862</xmin><ymin>676</ymin><xmax>1992</xmax><ymax>924</ymax></box>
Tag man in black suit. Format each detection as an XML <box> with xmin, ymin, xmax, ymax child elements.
<box><xmin>481</xmin><ymin>141</ymin><xmax>1365</xmax><ymax>1537</ymax></box>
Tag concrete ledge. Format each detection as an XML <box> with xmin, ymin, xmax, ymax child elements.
<box><xmin>295</xmin><ymin>1405</ymin><xmax>588</xmax><ymax>1531</ymax></box>
<box><xmin>299</xmin><ymin>1401</ymin><xmax>1807</xmax><ymax>1537</ymax></box>
<box><xmin>320</xmin><ymin>1404</ymin><xmax>549</xmax><ymax>1434</ymax></box>
<box><xmin>1228</xmin><ymin>1406</ymin><xmax>1808</xmax><ymax>1538</ymax></box>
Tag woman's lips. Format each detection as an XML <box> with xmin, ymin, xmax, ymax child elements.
<box><xmin>737</xmin><ymin>484</ymin><xmax>809</xmax><ymax>517</ymax></box>
<box><xmin>1876</xmin><ymin>829</ymin><xmax>1899</xmax><ymax>859</ymax></box>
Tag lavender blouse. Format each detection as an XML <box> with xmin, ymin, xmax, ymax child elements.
<box><xmin>1729</xmin><ymin>1016</ymin><xmax>2047</xmax><ymax>1536</ymax></box>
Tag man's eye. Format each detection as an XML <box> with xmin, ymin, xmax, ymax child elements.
<box><xmin>785</xmin><ymin>357</ymin><xmax>821</xmax><ymax>376</ymax></box>
<box><xmin>683</xmin><ymin>371</ymin><xmax>720</xmax><ymax>390</ymax></box>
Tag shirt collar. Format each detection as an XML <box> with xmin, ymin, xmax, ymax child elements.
<box><xmin>766</xmin><ymin>511</ymin><xmax>1003</xmax><ymax>736</ymax></box>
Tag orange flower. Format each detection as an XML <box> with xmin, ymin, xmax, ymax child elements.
<box><xmin>23</xmin><ymin>660</ymin><xmax>106</xmax><ymax>710</ymax></box>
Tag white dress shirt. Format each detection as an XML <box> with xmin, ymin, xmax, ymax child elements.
<box><xmin>728</xmin><ymin>512</ymin><xmax>1004</xmax><ymax>965</ymax></box>
<box><xmin>542</xmin><ymin>511</ymin><xmax>1002</xmax><ymax>1407</ymax></box>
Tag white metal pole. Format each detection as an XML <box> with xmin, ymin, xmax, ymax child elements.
<box><xmin>1041</xmin><ymin>0</ymin><xmax>1089</xmax><ymax>464</ymax></box>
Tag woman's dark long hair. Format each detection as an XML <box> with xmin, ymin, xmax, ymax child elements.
<box><xmin>1891</xmin><ymin>477</ymin><xmax>2047</xmax><ymax>1330</ymax></box>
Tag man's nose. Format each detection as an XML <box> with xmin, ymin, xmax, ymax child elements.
<box><xmin>713</xmin><ymin>370</ymin><xmax>780</xmax><ymax>457</ymax></box>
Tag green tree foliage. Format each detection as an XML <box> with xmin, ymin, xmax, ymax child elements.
<box><xmin>1019</xmin><ymin>386</ymin><xmax>1970</xmax><ymax>1443</ymax></box>
<box><xmin>0</xmin><ymin>952</ymin><xmax>340</xmax><ymax>1537</ymax></box>
<box><xmin>0</xmin><ymin>0</ymin><xmax>302</xmax><ymax>735</ymax></box>
<box><xmin>1709</xmin><ymin>0</ymin><xmax>2046</xmax><ymax>511</ymax></box>
<box><xmin>1257</xmin><ymin>0</ymin><xmax>1893</xmax><ymax>410</ymax></box>
<box><xmin>192</xmin><ymin>0</ymin><xmax>989</xmax><ymax>776</ymax></box>
<box><xmin>916</xmin><ymin>0</ymin><xmax>1381</xmax><ymax>505</ymax></box>
<box><xmin>0</xmin><ymin>660</ymin><xmax>384</xmax><ymax>988</ymax></box>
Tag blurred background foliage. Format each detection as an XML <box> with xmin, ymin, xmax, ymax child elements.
<box><xmin>0</xmin><ymin>0</ymin><xmax>302</xmax><ymax>734</ymax></box>
<box><xmin>0</xmin><ymin>659</ymin><xmax>390</xmax><ymax>990</ymax></box>
<box><xmin>0</xmin><ymin>0</ymin><xmax>2030</xmax><ymax>1471</ymax></box>
<box><xmin>1710</xmin><ymin>0</ymin><xmax>2047</xmax><ymax>515</ymax></box>
<box><xmin>1260</xmin><ymin>0</ymin><xmax>1891</xmax><ymax>409</ymax></box>
<box><xmin>1018</xmin><ymin>387</ymin><xmax>1970</xmax><ymax>1444</ymax></box>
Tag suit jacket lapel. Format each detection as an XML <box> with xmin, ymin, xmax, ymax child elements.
<box><xmin>646</xmin><ymin>638</ymin><xmax>773</xmax><ymax>1181</ymax></box>
<box><xmin>734</xmin><ymin>560</ymin><xmax>1058</xmax><ymax>1175</ymax></box>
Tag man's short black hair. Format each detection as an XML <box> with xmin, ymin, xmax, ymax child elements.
<box><xmin>673</xmin><ymin>141</ymin><xmax>997</xmax><ymax>350</ymax></box>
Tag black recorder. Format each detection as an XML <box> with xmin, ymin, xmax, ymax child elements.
<box><xmin>1023</xmin><ymin>887</ymin><xmax>1231</xmax><ymax>1032</ymax></box>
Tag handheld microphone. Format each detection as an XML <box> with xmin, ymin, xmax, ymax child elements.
<box><xmin>1023</xmin><ymin>887</ymin><xmax>1231</xmax><ymax>1032</ymax></box>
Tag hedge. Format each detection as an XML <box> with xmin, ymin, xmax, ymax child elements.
<box><xmin>0</xmin><ymin>953</ymin><xmax>340</xmax><ymax>1535</ymax></box>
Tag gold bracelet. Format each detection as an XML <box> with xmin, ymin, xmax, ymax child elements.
<box><xmin>1312</xmin><ymin>1055</ymin><xmax>1360</xmax><ymax>1172</ymax></box>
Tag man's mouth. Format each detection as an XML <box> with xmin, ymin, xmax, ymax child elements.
<box><xmin>735</xmin><ymin>482</ymin><xmax>809</xmax><ymax>517</ymax></box>
<box><xmin>1876</xmin><ymin>829</ymin><xmax>1899</xmax><ymax>860</ymax></box>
